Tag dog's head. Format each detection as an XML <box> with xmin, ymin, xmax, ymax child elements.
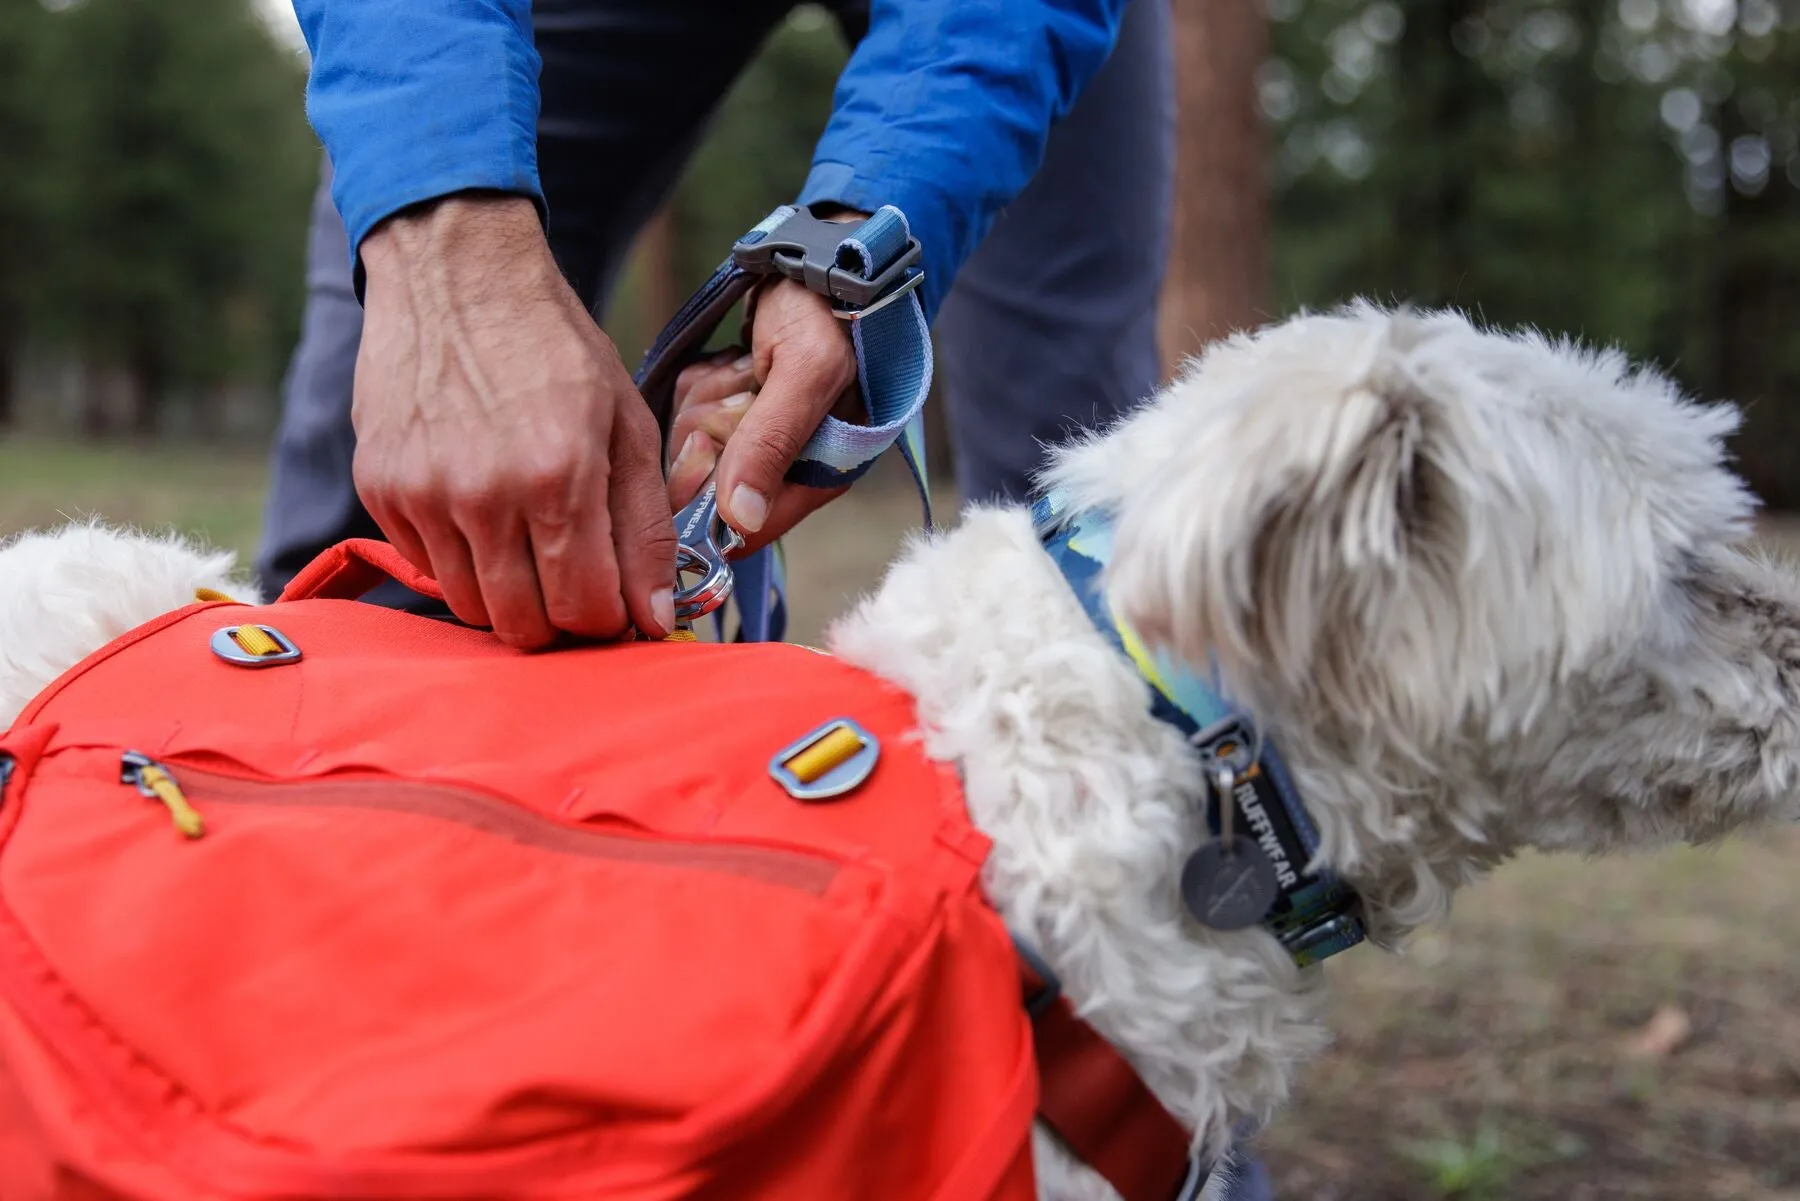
<box><xmin>1045</xmin><ymin>304</ymin><xmax>1797</xmax><ymax>940</ymax></box>
<box><xmin>0</xmin><ymin>522</ymin><xmax>259</xmax><ymax>729</ymax></box>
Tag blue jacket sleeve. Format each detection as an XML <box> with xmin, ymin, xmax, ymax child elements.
<box><xmin>798</xmin><ymin>0</ymin><xmax>1131</xmax><ymax>322</ymax></box>
<box><xmin>292</xmin><ymin>0</ymin><xmax>544</xmax><ymax>267</ymax></box>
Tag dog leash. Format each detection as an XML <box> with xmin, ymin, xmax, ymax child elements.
<box><xmin>640</xmin><ymin>203</ymin><xmax>936</xmax><ymax>642</ymax></box>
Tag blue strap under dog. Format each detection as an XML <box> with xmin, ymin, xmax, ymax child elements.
<box><xmin>636</xmin><ymin>204</ymin><xmax>934</xmax><ymax>643</ymax></box>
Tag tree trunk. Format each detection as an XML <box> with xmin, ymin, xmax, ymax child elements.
<box><xmin>127</xmin><ymin>338</ymin><xmax>167</xmax><ymax>440</ymax></box>
<box><xmin>1158</xmin><ymin>0</ymin><xmax>1271</xmax><ymax>375</ymax></box>
<box><xmin>81</xmin><ymin>361</ymin><xmax>113</xmax><ymax>440</ymax></box>
<box><xmin>1387</xmin><ymin>0</ymin><xmax>1487</xmax><ymax>305</ymax></box>
<box><xmin>1715</xmin><ymin>83</ymin><xmax>1800</xmax><ymax>509</ymax></box>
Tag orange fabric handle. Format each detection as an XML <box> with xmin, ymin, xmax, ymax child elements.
<box><xmin>278</xmin><ymin>539</ymin><xmax>446</xmax><ymax>604</ymax></box>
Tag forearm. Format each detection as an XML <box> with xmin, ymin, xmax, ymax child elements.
<box><xmin>292</xmin><ymin>0</ymin><xmax>545</xmax><ymax>273</ymax></box>
<box><xmin>799</xmin><ymin>0</ymin><xmax>1130</xmax><ymax>321</ymax></box>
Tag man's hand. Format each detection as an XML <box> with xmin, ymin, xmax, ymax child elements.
<box><xmin>355</xmin><ymin>194</ymin><xmax>676</xmax><ymax>648</ymax></box>
<box><xmin>665</xmin><ymin>277</ymin><xmax>863</xmax><ymax>553</ymax></box>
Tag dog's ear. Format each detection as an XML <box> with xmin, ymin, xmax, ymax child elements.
<box><xmin>1098</xmin><ymin>311</ymin><xmax>1487</xmax><ymax>745</ymax></box>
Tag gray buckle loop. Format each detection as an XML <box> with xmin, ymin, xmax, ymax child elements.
<box><xmin>672</xmin><ymin>477</ymin><xmax>744</xmax><ymax>623</ymax></box>
<box><xmin>732</xmin><ymin>205</ymin><xmax>922</xmax><ymax>310</ymax></box>
<box><xmin>209</xmin><ymin>624</ymin><xmax>302</xmax><ymax>667</ymax></box>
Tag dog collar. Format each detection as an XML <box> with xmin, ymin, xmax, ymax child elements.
<box><xmin>1031</xmin><ymin>494</ymin><xmax>1366</xmax><ymax>967</ymax></box>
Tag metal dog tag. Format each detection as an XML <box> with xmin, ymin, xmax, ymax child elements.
<box><xmin>1181</xmin><ymin>839</ymin><xmax>1280</xmax><ymax>931</ymax></box>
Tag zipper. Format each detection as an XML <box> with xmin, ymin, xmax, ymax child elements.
<box><xmin>112</xmin><ymin>753</ymin><xmax>839</xmax><ymax>895</ymax></box>
<box><xmin>0</xmin><ymin>748</ymin><xmax>907</xmax><ymax>1198</ymax></box>
<box><xmin>122</xmin><ymin>751</ymin><xmax>206</xmax><ymax>838</ymax></box>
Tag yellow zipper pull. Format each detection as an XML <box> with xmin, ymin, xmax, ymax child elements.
<box><xmin>121</xmin><ymin>752</ymin><xmax>205</xmax><ymax>839</ymax></box>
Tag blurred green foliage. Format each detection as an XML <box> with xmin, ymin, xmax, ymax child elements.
<box><xmin>1</xmin><ymin>1</ymin><xmax>1796</xmax><ymax>494</ymax></box>
<box><xmin>1265</xmin><ymin>0</ymin><xmax>1800</xmax><ymax>499</ymax></box>
<box><xmin>2</xmin><ymin>0</ymin><xmax>316</xmax><ymax>434</ymax></box>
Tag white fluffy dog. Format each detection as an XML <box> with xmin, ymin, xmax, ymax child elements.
<box><xmin>1</xmin><ymin>304</ymin><xmax>1793</xmax><ymax>1200</ymax></box>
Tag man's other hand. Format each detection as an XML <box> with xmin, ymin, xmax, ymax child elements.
<box><xmin>665</xmin><ymin>277</ymin><xmax>863</xmax><ymax>553</ymax></box>
<box><xmin>355</xmin><ymin>194</ymin><xmax>677</xmax><ymax>648</ymax></box>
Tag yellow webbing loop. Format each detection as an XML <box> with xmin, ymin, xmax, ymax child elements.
<box><xmin>783</xmin><ymin>725</ymin><xmax>867</xmax><ymax>785</ymax></box>
<box><xmin>194</xmin><ymin>587</ymin><xmax>234</xmax><ymax>603</ymax></box>
<box><xmin>230</xmin><ymin>625</ymin><xmax>283</xmax><ymax>657</ymax></box>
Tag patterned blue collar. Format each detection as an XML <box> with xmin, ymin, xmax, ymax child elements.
<box><xmin>1031</xmin><ymin>494</ymin><xmax>1366</xmax><ymax>967</ymax></box>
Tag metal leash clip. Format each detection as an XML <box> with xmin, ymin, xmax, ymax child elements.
<box><xmin>672</xmin><ymin>476</ymin><xmax>744</xmax><ymax>622</ymax></box>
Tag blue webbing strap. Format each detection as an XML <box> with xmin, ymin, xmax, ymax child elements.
<box><xmin>1032</xmin><ymin>494</ymin><xmax>1368</xmax><ymax>969</ymax></box>
<box><xmin>635</xmin><ymin>204</ymin><xmax>934</xmax><ymax>644</ymax></box>
<box><xmin>635</xmin><ymin>207</ymin><xmax>789</xmax><ymax>437</ymax></box>
<box><xmin>783</xmin><ymin>205</ymin><xmax>933</xmax><ymax>513</ymax></box>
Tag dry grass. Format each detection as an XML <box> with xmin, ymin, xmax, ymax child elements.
<box><xmin>0</xmin><ymin>436</ymin><xmax>268</xmax><ymax>564</ymax></box>
<box><xmin>4</xmin><ymin>434</ymin><xmax>1798</xmax><ymax>1198</ymax></box>
<box><xmin>1259</xmin><ymin>830</ymin><xmax>1800</xmax><ymax>1200</ymax></box>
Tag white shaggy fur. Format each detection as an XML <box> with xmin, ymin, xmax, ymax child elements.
<box><xmin>4</xmin><ymin>305</ymin><xmax>1796</xmax><ymax>1200</ymax></box>
<box><xmin>0</xmin><ymin>521</ymin><xmax>259</xmax><ymax>725</ymax></box>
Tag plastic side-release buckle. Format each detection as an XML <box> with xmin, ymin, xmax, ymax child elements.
<box><xmin>732</xmin><ymin>204</ymin><xmax>922</xmax><ymax>310</ymax></box>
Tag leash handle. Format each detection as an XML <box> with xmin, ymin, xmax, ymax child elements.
<box><xmin>277</xmin><ymin>539</ymin><xmax>445</xmax><ymax>604</ymax></box>
<box><xmin>635</xmin><ymin>203</ymin><xmax>936</xmax><ymax>644</ymax></box>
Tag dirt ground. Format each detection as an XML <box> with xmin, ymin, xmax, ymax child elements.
<box><xmin>5</xmin><ymin>436</ymin><xmax>1800</xmax><ymax>1200</ymax></box>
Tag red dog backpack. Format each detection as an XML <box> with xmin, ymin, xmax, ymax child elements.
<box><xmin>0</xmin><ymin>540</ymin><xmax>1042</xmax><ymax>1200</ymax></box>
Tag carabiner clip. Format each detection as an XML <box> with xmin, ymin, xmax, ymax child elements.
<box><xmin>672</xmin><ymin>476</ymin><xmax>745</xmax><ymax>622</ymax></box>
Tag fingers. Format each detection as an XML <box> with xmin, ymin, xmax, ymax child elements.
<box><xmin>671</xmin><ymin>347</ymin><xmax>755</xmax><ymax>429</ymax></box>
<box><xmin>715</xmin><ymin>286</ymin><xmax>855</xmax><ymax>540</ymax></box>
<box><xmin>407</xmin><ymin>519</ymin><xmax>486</xmax><ymax>628</ymax></box>
<box><xmin>666</xmin><ymin>387</ymin><xmax>760</xmax><ymax>509</ymax></box>
<box><xmin>351</xmin><ymin>203</ymin><xmax>669</xmax><ymax>650</ymax></box>
<box><xmin>669</xmin><ymin>386</ymin><xmax>756</xmax><ymax>462</ymax></box>
<box><xmin>354</xmin><ymin>452</ymin><xmax>495</xmax><ymax>627</ymax></box>
<box><xmin>608</xmin><ymin>396</ymin><xmax>679</xmax><ymax>638</ymax></box>
<box><xmin>376</xmin><ymin>481</ymin><xmax>558</xmax><ymax>648</ymax></box>
<box><xmin>666</xmin><ymin>429</ymin><xmax>721</xmax><ymax>511</ymax></box>
<box><xmin>667</xmin><ymin>348</ymin><xmax>755</xmax><ymax>506</ymax></box>
<box><xmin>465</xmin><ymin>515</ymin><xmax>556</xmax><ymax>649</ymax></box>
<box><xmin>521</xmin><ymin>362</ymin><xmax>676</xmax><ymax>643</ymax></box>
<box><xmin>520</xmin><ymin>438</ymin><xmax>628</xmax><ymax>646</ymax></box>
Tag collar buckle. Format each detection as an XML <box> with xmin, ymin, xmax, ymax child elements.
<box><xmin>1278</xmin><ymin>910</ymin><xmax>1368</xmax><ymax>967</ymax></box>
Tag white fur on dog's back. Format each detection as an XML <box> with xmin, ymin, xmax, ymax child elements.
<box><xmin>830</xmin><ymin>508</ymin><xmax>1330</xmax><ymax>1160</ymax></box>
<box><xmin>6</xmin><ymin>304</ymin><xmax>1800</xmax><ymax>1201</ymax></box>
<box><xmin>0</xmin><ymin>521</ymin><xmax>258</xmax><ymax>728</ymax></box>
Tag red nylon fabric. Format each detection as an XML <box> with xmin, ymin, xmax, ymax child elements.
<box><xmin>0</xmin><ymin>545</ymin><xmax>1037</xmax><ymax>1201</ymax></box>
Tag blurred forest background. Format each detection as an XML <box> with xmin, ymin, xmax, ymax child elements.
<box><xmin>2</xmin><ymin>0</ymin><xmax>1798</xmax><ymax>497</ymax></box>
<box><xmin>6</xmin><ymin>5</ymin><xmax>1800</xmax><ymax>1197</ymax></box>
